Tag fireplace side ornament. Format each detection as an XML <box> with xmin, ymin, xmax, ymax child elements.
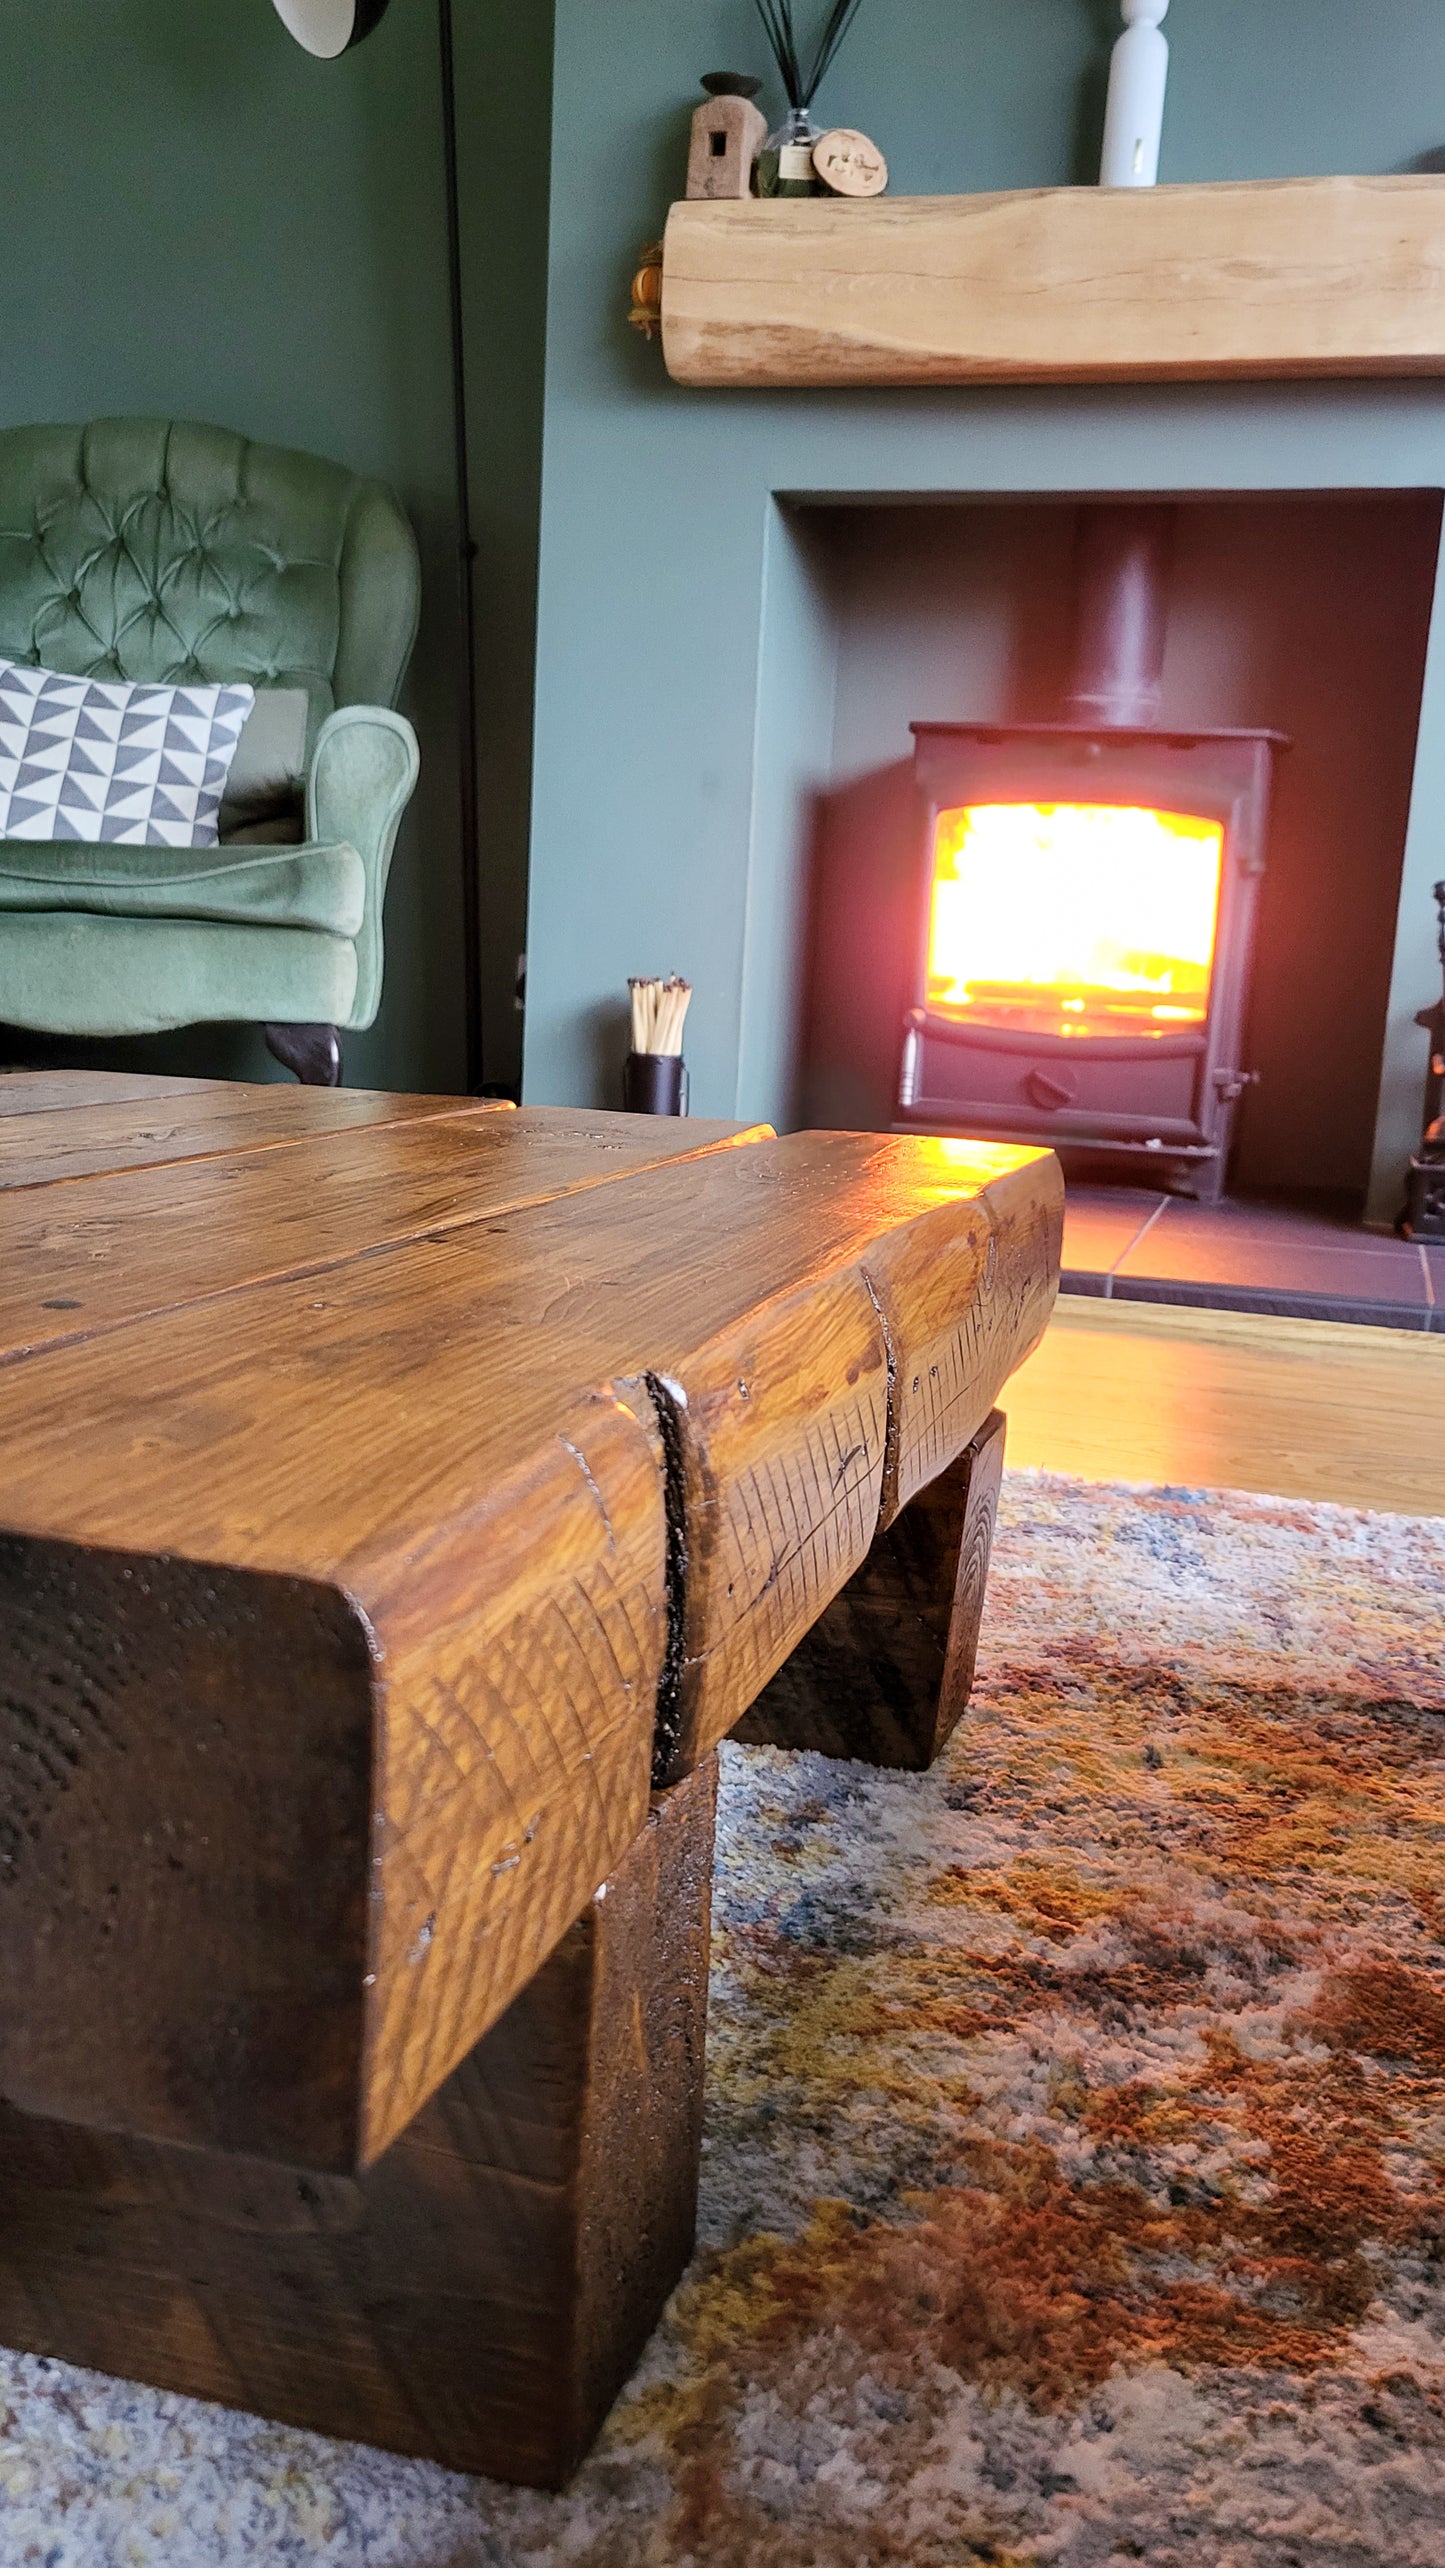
<box><xmin>1101</xmin><ymin>0</ymin><xmax>1170</xmax><ymax>189</ymax></box>
<box><xmin>629</xmin><ymin>243</ymin><xmax>665</xmax><ymax>341</ymax></box>
<box><xmin>1404</xmin><ymin>878</ymin><xmax>1445</xmax><ymax>1241</ymax></box>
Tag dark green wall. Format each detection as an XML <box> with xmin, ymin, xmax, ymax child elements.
<box><xmin>0</xmin><ymin>0</ymin><xmax>551</xmax><ymax>1095</ymax></box>
<box><xmin>523</xmin><ymin>0</ymin><xmax>1445</xmax><ymax>1221</ymax></box>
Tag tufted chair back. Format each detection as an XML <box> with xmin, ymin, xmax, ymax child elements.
<box><xmin>0</xmin><ymin>419</ymin><xmax>421</xmax><ymax>751</ymax></box>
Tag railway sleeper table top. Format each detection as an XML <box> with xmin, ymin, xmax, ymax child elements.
<box><xmin>0</xmin><ymin>1070</ymin><xmax>1062</xmax><ymax>2485</ymax></box>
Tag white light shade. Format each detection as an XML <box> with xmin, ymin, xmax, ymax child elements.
<box><xmin>271</xmin><ymin>0</ymin><xmax>394</xmax><ymax>58</ymax></box>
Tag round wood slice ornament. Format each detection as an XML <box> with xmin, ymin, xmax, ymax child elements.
<box><xmin>812</xmin><ymin>129</ymin><xmax>888</xmax><ymax>198</ymax></box>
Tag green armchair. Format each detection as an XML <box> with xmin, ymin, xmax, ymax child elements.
<box><xmin>0</xmin><ymin>418</ymin><xmax>421</xmax><ymax>1083</ymax></box>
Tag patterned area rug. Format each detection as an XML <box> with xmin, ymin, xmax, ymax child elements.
<box><xmin>4</xmin><ymin>1474</ymin><xmax>1445</xmax><ymax>2567</ymax></box>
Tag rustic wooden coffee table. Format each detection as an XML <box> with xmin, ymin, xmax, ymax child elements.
<box><xmin>0</xmin><ymin>1072</ymin><xmax>1060</xmax><ymax>2486</ymax></box>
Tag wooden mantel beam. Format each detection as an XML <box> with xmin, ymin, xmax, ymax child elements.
<box><xmin>661</xmin><ymin>176</ymin><xmax>1445</xmax><ymax>390</ymax></box>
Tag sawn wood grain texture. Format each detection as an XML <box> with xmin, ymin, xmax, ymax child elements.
<box><xmin>0</xmin><ymin>1078</ymin><xmax>1061</xmax><ymax>2170</ymax></box>
<box><xmin>734</xmin><ymin>1407</ymin><xmax>1009</xmax><ymax>1770</ymax></box>
<box><xmin>0</xmin><ymin>1755</ymin><xmax>719</xmax><ymax>2488</ymax></box>
<box><xmin>661</xmin><ymin>178</ymin><xmax>1445</xmax><ymax>390</ymax></box>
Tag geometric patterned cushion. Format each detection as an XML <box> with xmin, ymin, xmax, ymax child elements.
<box><xmin>0</xmin><ymin>659</ymin><xmax>254</xmax><ymax>848</ymax></box>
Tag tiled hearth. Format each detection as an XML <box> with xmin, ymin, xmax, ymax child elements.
<box><xmin>1063</xmin><ymin>1186</ymin><xmax>1445</xmax><ymax>1332</ymax></box>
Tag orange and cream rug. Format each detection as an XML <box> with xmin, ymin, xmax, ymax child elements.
<box><xmin>3</xmin><ymin>1475</ymin><xmax>1443</xmax><ymax>2566</ymax></box>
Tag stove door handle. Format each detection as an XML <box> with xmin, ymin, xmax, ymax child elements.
<box><xmin>1212</xmin><ymin>1068</ymin><xmax>1261</xmax><ymax>1104</ymax></box>
<box><xmin>1025</xmin><ymin>1069</ymin><xmax>1079</xmax><ymax>1111</ymax></box>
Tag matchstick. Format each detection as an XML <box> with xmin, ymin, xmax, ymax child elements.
<box><xmin>628</xmin><ymin>977</ymin><xmax>693</xmax><ymax>1058</ymax></box>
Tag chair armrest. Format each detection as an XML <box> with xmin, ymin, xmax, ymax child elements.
<box><xmin>306</xmin><ymin>705</ymin><xmax>420</xmax><ymax>1030</ymax></box>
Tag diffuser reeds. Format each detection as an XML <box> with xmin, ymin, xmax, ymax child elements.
<box><xmin>751</xmin><ymin>0</ymin><xmax>868</xmax><ymax>111</ymax></box>
<box><xmin>629</xmin><ymin>975</ymin><xmax>692</xmax><ymax>1058</ymax></box>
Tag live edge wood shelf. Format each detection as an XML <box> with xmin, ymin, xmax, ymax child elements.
<box><xmin>0</xmin><ymin>1072</ymin><xmax>1059</xmax><ymax>2488</ymax></box>
<box><xmin>660</xmin><ymin>176</ymin><xmax>1445</xmax><ymax>389</ymax></box>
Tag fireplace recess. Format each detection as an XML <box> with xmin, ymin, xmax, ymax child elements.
<box><xmin>896</xmin><ymin>509</ymin><xmax>1286</xmax><ymax>1200</ymax></box>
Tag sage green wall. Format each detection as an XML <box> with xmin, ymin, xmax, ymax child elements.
<box><xmin>0</xmin><ymin>0</ymin><xmax>489</xmax><ymax>1092</ymax></box>
<box><xmin>525</xmin><ymin>0</ymin><xmax>1445</xmax><ymax>1217</ymax></box>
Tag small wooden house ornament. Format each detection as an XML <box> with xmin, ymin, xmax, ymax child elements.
<box><xmin>687</xmin><ymin>75</ymin><xmax>767</xmax><ymax>202</ymax></box>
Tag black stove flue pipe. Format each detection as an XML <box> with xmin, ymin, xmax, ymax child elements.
<box><xmin>1064</xmin><ymin>504</ymin><xmax>1178</xmax><ymax>730</ymax></box>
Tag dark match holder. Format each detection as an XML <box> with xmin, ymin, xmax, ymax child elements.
<box><xmin>624</xmin><ymin>1052</ymin><xmax>688</xmax><ymax>1115</ymax></box>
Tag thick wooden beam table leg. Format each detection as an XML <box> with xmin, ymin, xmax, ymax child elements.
<box><xmin>0</xmin><ymin>1757</ymin><xmax>718</xmax><ymax>2491</ymax></box>
<box><xmin>733</xmin><ymin>1411</ymin><xmax>1008</xmax><ymax>1771</ymax></box>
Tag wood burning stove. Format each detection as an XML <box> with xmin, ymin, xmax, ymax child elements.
<box><xmin>899</xmin><ymin>716</ymin><xmax>1282</xmax><ymax>1197</ymax></box>
<box><xmin>895</xmin><ymin>508</ymin><xmax>1286</xmax><ymax>1200</ymax></box>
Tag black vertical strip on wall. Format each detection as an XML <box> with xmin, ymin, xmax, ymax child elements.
<box><xmin>437</xmin><ymin>0</ymin><xmax>484</xmax><ymax>1093</ymax></box>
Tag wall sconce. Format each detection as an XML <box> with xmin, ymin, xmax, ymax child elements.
<box><xmin>270</xmin><ymin>0</ymin><xmax>396</xmax><ymax>55</ymax></box>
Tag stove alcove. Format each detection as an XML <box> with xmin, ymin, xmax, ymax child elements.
<box><xmin>790</xmin><ymin>491</ymin><xmax>1437</xmax><ymax>1230</ymax></box>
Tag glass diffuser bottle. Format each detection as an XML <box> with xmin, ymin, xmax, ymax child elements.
<box><xmin>751</xmin><ymin>0</ymin><xmax>868</xmax><ymax>198</ymax></box>
<box><xmin>766</xmin><ymin>104</ymin><xmax>826</xmax><ymax>194</ymax></box>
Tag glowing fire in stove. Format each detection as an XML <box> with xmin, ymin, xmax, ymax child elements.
<box><xmin>926</xmin><ymin>802</ymin><xmax>1225</xmax><ymax>1039</ymax></box>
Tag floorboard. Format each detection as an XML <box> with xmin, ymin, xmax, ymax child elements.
<box><xmin>1008</xmin><ymin>1295</ymin><xmax>1445</xmax><ymax>1518</ymax></box>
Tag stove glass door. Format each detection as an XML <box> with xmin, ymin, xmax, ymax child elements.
<box><xmin>926</xmin><ymin>801</ymin><xmax>1224</xmax><ymax>1041</ymax></box>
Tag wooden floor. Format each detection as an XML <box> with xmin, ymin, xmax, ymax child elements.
<box><xmin>1008</xmin><ymin>1293</ymin><xmax>1445</xmax><ymax>1519</ymax></box>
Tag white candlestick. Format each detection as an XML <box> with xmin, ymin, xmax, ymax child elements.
<box><xmin>1100</xmin><ymin>0</ymin><xmax>1170</xmax><ymax>188</ymax></box>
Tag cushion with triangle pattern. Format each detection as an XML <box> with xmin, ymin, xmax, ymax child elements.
<box><xmin>0</xmin><ymin>659</ymin><xmax>254</xmax><ymax>849</ymax></box>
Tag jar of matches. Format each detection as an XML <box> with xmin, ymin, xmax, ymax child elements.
<box><xmin>625</xmin><ymin>976</ymin><xmax>692</xmax><ymax>1115</ymax></box>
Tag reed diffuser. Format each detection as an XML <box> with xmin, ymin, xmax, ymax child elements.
<box><xmin>625</xmin><ymin>976</ymin><xmax>693</xmax><ymax>1115</ymax></box>
<box><xmin>752</xmin><ymin>0</ymin><xmax>870</xmax><ymax>192</ymax></box>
